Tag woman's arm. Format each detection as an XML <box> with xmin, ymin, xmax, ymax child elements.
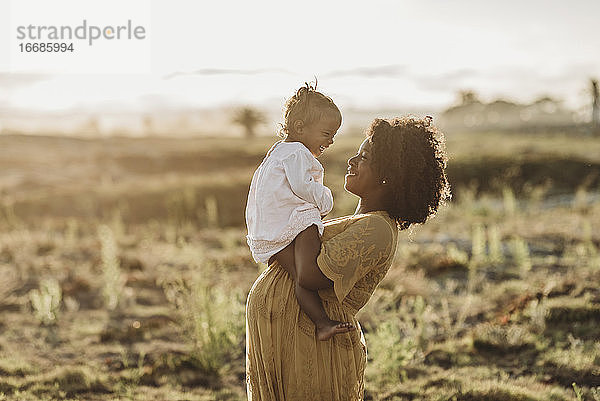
<box><xmin>294</xmin><ymin>225</ymin><xmax>333</xmax><ymax>291</ymax></box>
<box><xmin>273</xmin><ymin>243</ymin><xmax>296</xmax><ymax>281</ymax></box>
<box><xmin>269</xmin><ymin>241</ymin><xmax>296</xmax><ymax>282</ymax></box>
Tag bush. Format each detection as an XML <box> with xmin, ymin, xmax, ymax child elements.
<box><xmin>161</xmin><ymin>271</ymin><xmax>245</xmax><ymax>376</ymax></box>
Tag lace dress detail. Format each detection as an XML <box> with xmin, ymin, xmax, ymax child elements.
<box><xmin>246</xmin><ymin>207</ymin><xmax>323</xmax><ymax>263</ymax></box>
<box><xmin>246</xmin><ymin>211</ymin><xmax>398</xmax><ymax>401</ymax></box>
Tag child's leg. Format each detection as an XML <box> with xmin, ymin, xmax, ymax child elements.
<box><xmin>294</xmin><ymin>225</ymin><xmax>354</xmax><ymax>341</ymax></box>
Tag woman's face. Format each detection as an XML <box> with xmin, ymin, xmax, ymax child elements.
<box><xmin>344</xmin><ymin>138</ymin><xmax>381</xmax><ymax>197</ymax></box>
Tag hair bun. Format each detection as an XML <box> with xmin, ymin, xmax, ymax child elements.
<box><xmin>279</xmin><ymin>79</ymin><xmax>340</xmax><ymax>138</ymax></box>
<box><xmin>296</xmin><ymin>81</ymin><xmax>317</xmax><ymax>98</ymax></box>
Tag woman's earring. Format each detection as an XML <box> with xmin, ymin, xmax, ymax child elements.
<box><xmin>381</xmin><ymin>179</ymin><xmax>387</xmax><ymax>185</ymax></box>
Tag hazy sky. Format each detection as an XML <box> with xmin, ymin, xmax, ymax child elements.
<box><xmin>1</xmin><ymin>0</ymin><xmax>599</xmax><ymax>113</ymax></box>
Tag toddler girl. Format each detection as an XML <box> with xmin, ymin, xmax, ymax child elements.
<box><xmin>245</xmin><ymin>83</ymin><xmax>354</xmax><ymax>340</ymax></box>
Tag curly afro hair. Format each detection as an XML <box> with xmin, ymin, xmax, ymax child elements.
<box><xmin>367</xmin><ymin>116</ymin><xmax>451</xmax><ymax>230</ymax></box>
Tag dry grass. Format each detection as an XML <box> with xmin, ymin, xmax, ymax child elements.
<box><xmin>0</xmin><ymin>131</ymin><xmax>599</xmax><ymax>400</ymax></box>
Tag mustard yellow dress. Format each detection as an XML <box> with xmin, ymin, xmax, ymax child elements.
<box><xmin>246</xmin><ymin>211</ymin><xmax>398</xmax><ymax>401</ymax></box>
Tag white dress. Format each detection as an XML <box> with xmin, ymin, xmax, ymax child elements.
<box><xmin>245</xmin><ymin>141</ymin><xmax>334</xmax><ymax>264</ymax></box>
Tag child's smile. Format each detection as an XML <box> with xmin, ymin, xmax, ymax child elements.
<box><xmin>300</xmin><ymin>113</ymin><xmax>341</xmax><ymax>157</ymax></box>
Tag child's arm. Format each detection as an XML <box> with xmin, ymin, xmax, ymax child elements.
<box><xmin>281</xmin><ymin>151</ymin><xmax>333</xmax><ymax>216</ymax></box>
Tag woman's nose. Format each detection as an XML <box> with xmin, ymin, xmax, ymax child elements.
<box><xmin>348</xmin><ymin>155</ymin><xmax>358</xmax><ymax>166</ymax></box>
<box><xmin>328</xmin><ymin>137</ymin><xmax>334</xmax><ymax>145</ymax></box>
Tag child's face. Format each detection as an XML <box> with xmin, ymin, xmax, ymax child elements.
<box><xmin>299</xmin><ymin>111</ymin><xmax>341</xmax><ymax>158</ymax></box>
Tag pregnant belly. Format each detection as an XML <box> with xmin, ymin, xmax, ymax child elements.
<box><xmin>246</xmin><ymin>263</ymin><xmax>297</xmax><ymax>323</ymax></box>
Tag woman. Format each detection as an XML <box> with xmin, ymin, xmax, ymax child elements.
<box><xmin>246</xmin><ymin>116</ymin><xmax>451</xmax><ymax>401</ymax></box>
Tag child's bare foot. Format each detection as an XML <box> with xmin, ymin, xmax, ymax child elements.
<box><xmin>316</xmin><ymin>320</ymin><xmax>355</xmax><ymax>341</ymax></box>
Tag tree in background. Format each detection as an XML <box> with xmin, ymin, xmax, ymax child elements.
<box><xmin>458</xmin><ymin>90</ymin><xmax>480</xmax><ymax>106</ymax></box>
<box><xmin>232</xmin><ymin>107</ymin><xmax>265</xmax><ymax>138</ymax></box>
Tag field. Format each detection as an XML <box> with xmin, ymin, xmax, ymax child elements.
<box><xmin>1</xmin><ymin>129</ymin><xmax>600</xmax><ymax>400</ymax></box>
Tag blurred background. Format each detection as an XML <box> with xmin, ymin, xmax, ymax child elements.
<box><xmin>1</xmin><ymin>0</ymin><xmax>599</xmax><ymax>137</ymax></box>
<box><xmin>1</xmin><ymin>1</ymin><xmax>600</xmax><ymax>400</ymax></box>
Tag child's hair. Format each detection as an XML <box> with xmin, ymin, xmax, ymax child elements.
<box><xmin>279</xmin><ymin>81</ymin><xmax>341</xmax><ymax>138</ymax></box>
<box><xmin>366</xmin><ymin>116</ymin><xmax>451</xmax><ymax>230</ymax></box>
